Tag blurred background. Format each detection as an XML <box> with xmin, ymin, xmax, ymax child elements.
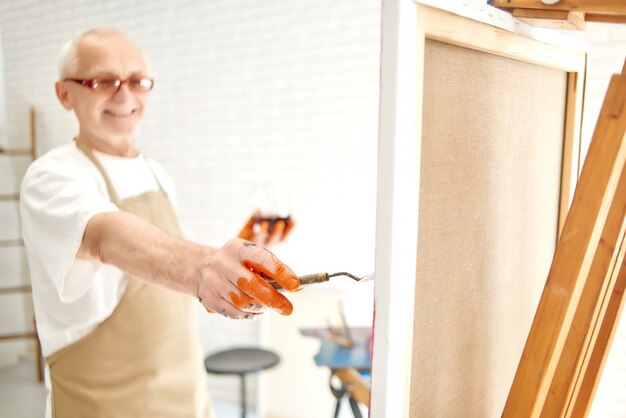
<box><xmin>0</xmin><ymin>1</ymin><xmax>625</xmax><ymax>417</ymax></box>
<box><xmin>0</xmin><ymin>1</ymin><xmax>378</xmax><ymax>417</ymax></box>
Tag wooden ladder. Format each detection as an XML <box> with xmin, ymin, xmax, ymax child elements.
<box><xmin>0</xmin><ymin>107</ymin><xmax>43</xmax><ymax>382</ymax></box>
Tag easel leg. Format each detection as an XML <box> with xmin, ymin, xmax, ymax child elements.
<box><xmin>571</xmin><ymin>257</ymin><xmax>626</xmax><ymax>416</ymax></box>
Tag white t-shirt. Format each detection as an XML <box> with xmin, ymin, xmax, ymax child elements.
<box><xmin>20</xmin><ymin>141</ymin><xmax>181</xmax><ymax>359</ymax></box>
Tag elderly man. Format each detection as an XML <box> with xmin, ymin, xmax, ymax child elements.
<box><xmin>20</xmin><ymin>28</ymin><xmax>299</xmax><ymax>417</ymax></box>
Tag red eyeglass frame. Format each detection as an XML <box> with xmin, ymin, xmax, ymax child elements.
<box><xmin>64</xmin><ymin>78</ymin><xmax>154</xmax><ymax>93</ymax></box>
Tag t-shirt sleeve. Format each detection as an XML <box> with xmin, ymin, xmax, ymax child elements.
<box><xmin>20</xmin><ymin>157</ymin><xmax>119</xmax><ymax>303</ymax></box>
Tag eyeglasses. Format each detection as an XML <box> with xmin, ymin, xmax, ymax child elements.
<box><xmin>64</xmin><ymin>78</ymin><xmax>154</xmax><ymax>93</ymax></box>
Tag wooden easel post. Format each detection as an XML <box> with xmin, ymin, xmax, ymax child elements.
<box><xmin>503</xmin><ymin>61</ymin><xmax>626</xmax><ymax>417</ymax></box>
<box><xmin>571</xmin><ymin>259</ymin><xmax>626</xmax><ymax>416</ymax></box>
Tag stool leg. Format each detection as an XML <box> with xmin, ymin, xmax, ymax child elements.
<box><xmin>330</xmin><ymin>375</ymin><xmax>346</xmax><ymax>418</ymax></box>
<box><xmin>240</xmin><ymin>373</ymin><xmax>247</xmax><ymax>418</ymax></box>
<box><xmin>348</xmin><ymin>396</ymin><xmax>363</xmax><ymax>418</ymax></box>
<box><xmin>333</xmin><ymin>396</ymin><xmax>342</xmax><ymax>418</ymax></box>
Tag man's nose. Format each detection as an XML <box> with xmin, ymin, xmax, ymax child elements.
<box><xmin>112</xmin><ymin>82</ymin><xmax>133</xmax><ymax>99</ymax></box>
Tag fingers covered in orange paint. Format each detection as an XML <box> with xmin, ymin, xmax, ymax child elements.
<box><xmin>236</xmin><ymin>211</ymin><xmax>296</xmax><ymax>248</ymax></box>
<box><xmin>228</xmin><ymin>291</ymin><xmax>265</xmax><ymax>313</ymax></box>
<box><xmin>237</xmin><ymin>276</ymin><xmax>293</xmax><ymax>315</ymax></box>
<box><xmin>197</xmin><ymin>238</ymin><xmax>298</xmax><ymax>319</ymax></box>
<box><xmin>281</xmin><ymin>216</ymin><xmax>295</xmax><ymax>240</ymax></box>
<box><xmin>245</xmin><ymin>260</ymin><xmax>299</xmax><ymax>292</ymax></box>
<box><xmin>237</xmin><ymin>213</ymin><xmax>257</xmax><ymax>242</ymax></box>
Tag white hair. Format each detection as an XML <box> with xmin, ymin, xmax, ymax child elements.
<box><xmin>57</xmin><ymin>28</ymin><xmax>139</xmax><ymax>79</ymax></box>
<box><xmin>57</xmin><ymin>37</ymin><xmax>79</xmax><ymax>79</ymax></box>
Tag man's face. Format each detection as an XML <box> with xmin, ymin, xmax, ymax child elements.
<box><xmin>57</xmin><ymin>33</ymin><xmax>150</xmax><ymax>152</ymax></box>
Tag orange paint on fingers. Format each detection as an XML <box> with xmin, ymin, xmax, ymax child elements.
<box><xmin>260</xmin><ymin>220</ymin><xmax>271</xmax><ymax>233</ymax></box>
<box><xmin>282</xmin><ymin>217</ymin><xmax>295</xmax><ymax>240</ymax></box>
<box><xmin>268</xmin><ymin>220</ymin><xmax>285</xmax><ymax>244</ymax></box>
<box><xmin>237</xmin><ymin>276</ymin><xmax>293</xmax><ymax>315</ymax></box>
<box><xmin>229</xmin><ymin>291</ymin><xmax>262</xmax><ymax>310</ymax></box>
<box><xmin>238</xmin><ymin>216</ymin><xmax>256</xmax><ymax>241</ymax></box>
<box><xmin>245</xmin><ymin>260</ymin><xmax>299</xmax><ymax>291</ymax></box>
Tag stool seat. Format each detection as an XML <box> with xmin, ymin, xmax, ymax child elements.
<box><xmin>204</xmin><ymin>347</ymin><xmax>279</xmax><ymax>375</ymax></box>
<box><xmin>204</xmin><ymin>347</ymin><xmax>280</xmax><ymax>418</ymax></box>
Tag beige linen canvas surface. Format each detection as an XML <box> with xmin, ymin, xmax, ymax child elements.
<box><xmin>410</xmin><ymin>39</ymin><xmax>567</xmax><ymax>418</ymax></box>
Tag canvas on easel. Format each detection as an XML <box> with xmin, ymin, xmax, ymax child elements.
<box><xmin>373</xmin><ymin>3</ymin><xmax>589</xmax><ymax>416</ymax></box>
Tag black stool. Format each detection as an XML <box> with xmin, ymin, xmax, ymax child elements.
<box><xmin>204</xmin><ymin>347</ymin><xmax>280</xmax><ymax>418</ymax></box>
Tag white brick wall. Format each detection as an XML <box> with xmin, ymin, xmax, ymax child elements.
<box><xmin>0</xmin><ymin>0</ymin><xmax>380</xmax><ymax>412</ymax></box>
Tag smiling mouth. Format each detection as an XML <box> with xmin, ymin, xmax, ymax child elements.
<box><xmin>104</xmin><ymin>109</ymin><xmax>137</xmax><ymax>117</ymax></box>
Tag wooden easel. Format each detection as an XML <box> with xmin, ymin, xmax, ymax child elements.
<box><xmin>492</xmin><ymin>0</ymin><xmax>626</xmax><ymax>30</ymax></box>
<box><xmin>503</xmin><ymin>61</ymin><xmax>626</xmax><ymax>417</ymax></box>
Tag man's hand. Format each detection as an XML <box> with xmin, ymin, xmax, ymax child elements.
<box><xmin>238</xmin><ymin>210</ymin><xmax>295</xmax><ymax>247</ymax></box>
<box><xmin>197</xmin><ymin>238</ymin><xmax>300</xmax><ymax>319</ymax></box>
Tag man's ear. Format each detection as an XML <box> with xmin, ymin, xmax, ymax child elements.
<box><xmin>55</xmin><ymin>81</ymin><xmax>73</xmax><ymax>110</ymax></box>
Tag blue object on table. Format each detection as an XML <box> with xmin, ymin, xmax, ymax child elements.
<box><xmin>301</xmin><ymin>327</ymin><xmax>372</xmax><ymax>418</ymax></box>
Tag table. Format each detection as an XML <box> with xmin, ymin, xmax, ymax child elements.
<box><xmin>300</xmin><ymin>327</ymin><xmax>372</xmax><ymax>418</ymax></box>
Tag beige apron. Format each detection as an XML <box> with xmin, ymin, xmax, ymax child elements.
<box><xmin>46</xmin><ymin>141</ymin><xmax>213</xmax><ymax>418</ymax></box>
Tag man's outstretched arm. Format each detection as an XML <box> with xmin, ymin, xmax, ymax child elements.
<box><xmin>78</xmin><ymin>211</ymin><xmax>300</xmax><ymax>319</ymax></box>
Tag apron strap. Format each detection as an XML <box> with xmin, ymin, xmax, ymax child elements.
<box><xmin>75</xmin><ymin>138</ymin><xmax>122</xmax><ymax>206</ymax></box>
<box><xmin>74</xmin><ymin>138</ymin><xmax>167</xmax><ymax>202</ymax></box>
<box><xmin>143</xmin><ymin>156</ymin><xmax>168</xmax><ymax>197</ymax></box>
